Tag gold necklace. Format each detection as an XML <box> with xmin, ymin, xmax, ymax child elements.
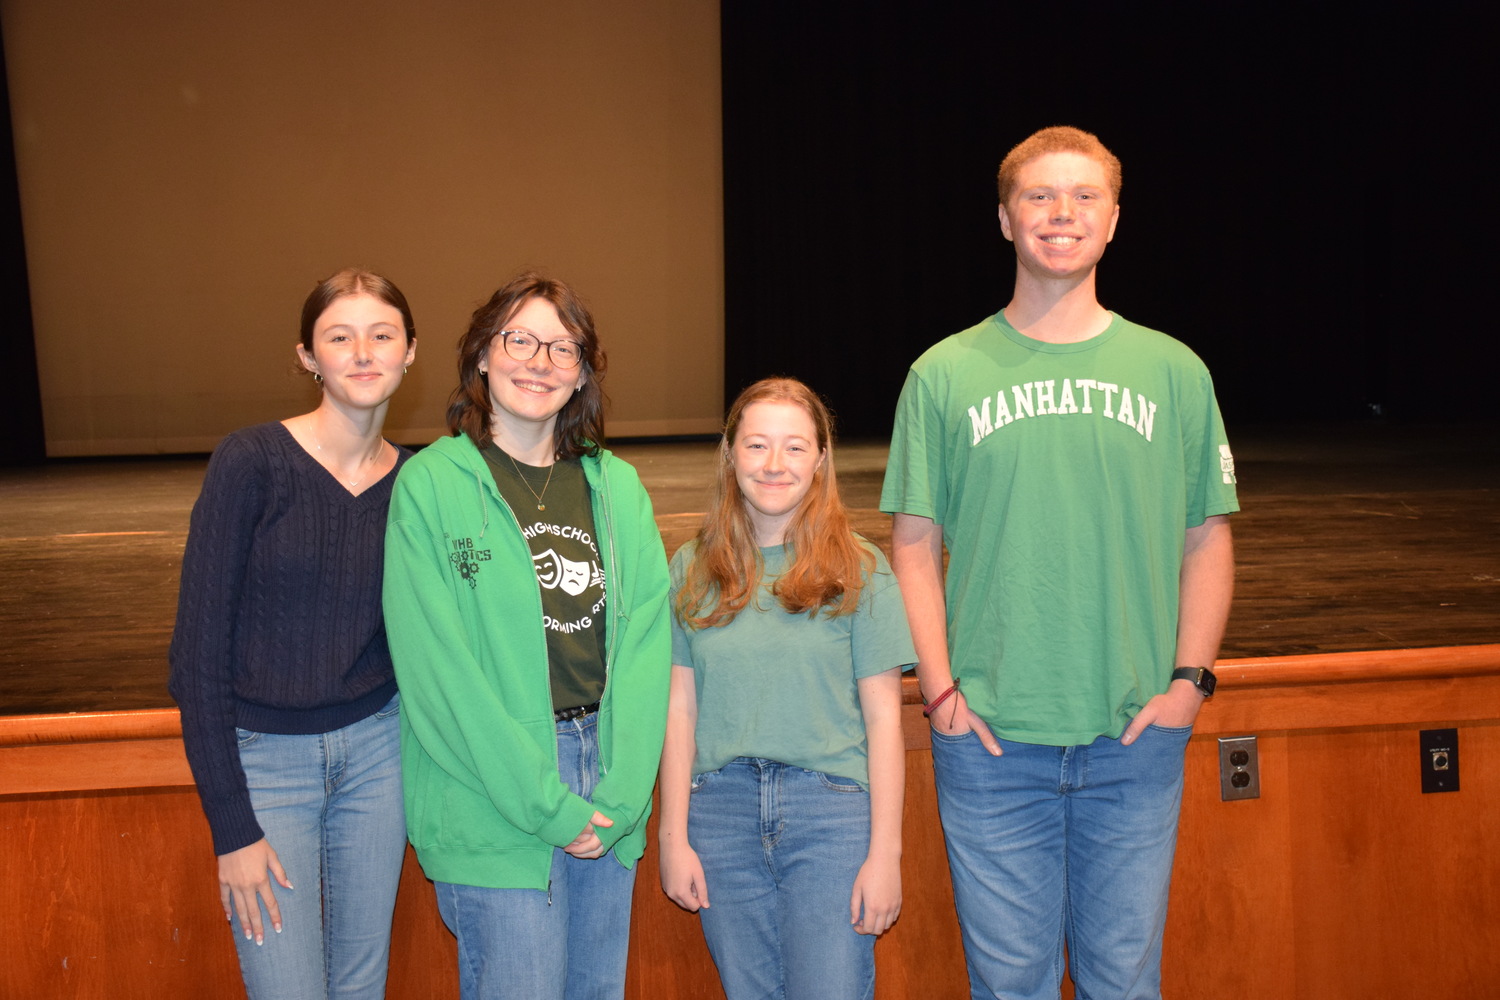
<box><xmin>508</xmin><ymin>453</ymin><xmax>555</xmax><ymax>511</ymax></box>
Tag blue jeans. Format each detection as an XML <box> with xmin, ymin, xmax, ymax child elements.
<box><xmin>689</xmin><ymin>757</ymin><xmax>875</xmax><ymax>1000</ymax></box>
<box><xmin>930</xmin><ymin>724</ymin><xmax>1192</xmax><ymax>1000</ymax></box>
<box><xmin>434</xmin><ymin>714</ymin><xmax>637</xmax><ymax>1000</ymax></box>
<box><xmin>232</xmin><ymin>693</ymin><xmax>407</xmax><ymax>1000</ymax></box>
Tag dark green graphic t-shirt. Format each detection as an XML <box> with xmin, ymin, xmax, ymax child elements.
<box><xmin>483</xmin><ymin>445</ymin><xmax>607</xmax><ymax>711</ymax></box>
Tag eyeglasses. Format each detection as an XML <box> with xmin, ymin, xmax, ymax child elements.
<box><xmin>498</xmin><ymin>329</ymin><xmax>584</xmax><ymax>370</ymax></box>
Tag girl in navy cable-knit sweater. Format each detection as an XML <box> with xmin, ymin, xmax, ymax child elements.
<box><xmin>170</xmin><ymin>268</ymin><xmax>417</xmax><ymax>1000</ymax></box>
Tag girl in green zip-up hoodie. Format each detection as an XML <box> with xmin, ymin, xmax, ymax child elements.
<box><xmin>384</xmin><ymin>273</ymin><xmax>670</xmax><ymax>999</ymax></box>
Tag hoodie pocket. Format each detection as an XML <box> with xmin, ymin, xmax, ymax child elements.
<box><xmin>428</xmin><ymin>716</ymin><xmax>560</xmax><ymax>851</ymax></box>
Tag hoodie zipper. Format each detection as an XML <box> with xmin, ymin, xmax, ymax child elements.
<box><xmin>595</xmin><ymin>458</ymin><xmax>621</xmax><ymax>778</ymax></box>
<box><xmin>479</xmin><ymin>454</ymin><xmax>563</xmax><ymax>903</ymax></box>
<box><xmin>473</xmin><ymin>442</ymin><xmax>618</xmax><ymax>869</ymax></box>
<box><xmin>470</xmin><ymin>455</ymin><xmax>560</xmax><ymax>734</ymax></box>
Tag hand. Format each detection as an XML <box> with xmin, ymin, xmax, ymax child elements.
<box><xmin>1120</xmin><ymin>681</ymin><xmax>1205</xmax><ymax>745</ymax></box>
<box><xmin>850</xmin><ymin>853</ymin><xmax>901</xmax><ymax>936</ymax></box>
<box><xmin>659</xmin><ymin>838</ymin><xmax>711</xmax><ymax>912</ymax></box>
<box><xmin>928</xmin><ymin>690</ymin><xmax>1002</xmax><ymax>756</ymax></box>
<box><xmin>563</xmin><ymin>810</ymin><xmax>614</xmax><ymax>859</ymax></box>
<box><xmin>218</xmin><ymin>838</ymin><xmax>292</xmax><ymax>945</ymax></box>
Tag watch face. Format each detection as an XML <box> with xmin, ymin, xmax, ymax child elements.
<box><xmin>1174</xmin><ymin>666</ymin><xmax>1216</xmax><ymax>697</ymax></box>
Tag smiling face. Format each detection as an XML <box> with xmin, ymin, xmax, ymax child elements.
<box><xmin>296</xmin><ymin>293</ymin><xmax>414</xmax><ymax>409</ymax></box>
<box><xmin>998</xmin><ymin>151</ymin><xmax>1120</xmax><ymax>282</ymax></box>
<box><xmin>481</xmin><ymin>296</ymin><xmax>586</xmax><ymax>442</ymax></box>
<box><xmin>730</xmin><ymin>400</ymin><xmax>825</xmax><ymax>546</ymax></box>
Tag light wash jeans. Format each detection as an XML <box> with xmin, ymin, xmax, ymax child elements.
<box><xmin>930</xmin><ymin>724</ymin><xmax>1192</xmax><ymax>1000</ymax></box>
<box><xmin>689</xmin><ymin>757</ymin><xmax>875</xmax><ymax>1000</ymax></box>
<box><xmin>434</xmin><ymin>713</ymin><xmax>637</xmax><ymax>1000</ymax></box>
<box><xmin>232</xmin><ymin>692</ymin><xmax>407</xmax><ymax>1000</ymax></box>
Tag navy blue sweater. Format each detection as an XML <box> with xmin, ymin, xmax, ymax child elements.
<box><xmin>169</xmin><ymin>422</ymin><xmax>408</xmax><ymax>855</ymax></box>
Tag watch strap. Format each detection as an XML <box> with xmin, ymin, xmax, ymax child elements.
<box><xmin>1171</xmin><ymin>666</ymin><xmax>1217</xmax><ymax>697</ymax></box>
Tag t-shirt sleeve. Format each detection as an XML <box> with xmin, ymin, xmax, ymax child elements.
<box><xmin>668</xmin><ymin>544</ymin><xmax>697</xmax><ymax>668</ymax></box>
<box><xmin>1184</xmin><ymin>370</ymin><xmax>1241</xmax><ymax>525</ymax></box>
<box><xmin>880</xmin><ymin>367</ymin><xmax>947</xmax><ymax>523</ymax></box>
<box><xmin>851</xmin><ymin>545</ymin><xmax>918</xmax><ymax>679</ymax></box>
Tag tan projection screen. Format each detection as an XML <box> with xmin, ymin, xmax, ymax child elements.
<box><xmin>3</xmin><ymin>0</ymin><xmax>723</xmax><ymax>456</ymax></box>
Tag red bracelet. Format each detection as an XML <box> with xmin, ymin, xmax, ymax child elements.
<box><xmin>922</xmin><ymin>679</ymin><xmax>961</xmax><ymax>718</ymax></box>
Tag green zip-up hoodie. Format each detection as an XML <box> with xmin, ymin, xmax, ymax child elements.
<box><xmin>383</xmin><ymin>432</ymin><xmax>670</xmax><ymax>889</ymax></box>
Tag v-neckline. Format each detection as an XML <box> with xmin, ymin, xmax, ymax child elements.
<box><xmin>277</xmin><ymin>421</ymin><xmax>396</xmax><ymax>501</ymax></box>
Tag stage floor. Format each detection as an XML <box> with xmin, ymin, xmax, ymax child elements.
<box><xmin>2</xmin><ymin>422</ymin><xmax>1497</xmax><ymax>714</ymax></box>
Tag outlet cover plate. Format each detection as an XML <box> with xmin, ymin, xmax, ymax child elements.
<box><xmin>1218</xmin><ymin>735</ymin><xmax>1260</xmax><ymax>801</ymax></box>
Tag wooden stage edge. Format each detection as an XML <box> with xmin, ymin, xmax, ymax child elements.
<box><xmin>4</xmin><ymin>644</ymin><xmax>1498</xmax><ymax>999</ymax></box>
<box><xmin>6</xmin><ymin>642</ymin><xmax>1498</xmax><ymax>755</ymax></box>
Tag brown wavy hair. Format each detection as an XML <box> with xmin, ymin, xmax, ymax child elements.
<box><xmin>676</xmin><ymin>377</ymin><xmax>873</xmax><ymax>629</ymax></box>
<box><xmin>996</xmin><ymin>125</ymin><xmax>1122</xmax><ymax>204</ymax></box>
<box><xmin>445</xmin><ymin>271</ymin><xmax>606</xmax><ymax>459</ymax></box>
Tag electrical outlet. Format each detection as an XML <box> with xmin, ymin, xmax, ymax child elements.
<box><xmin>1419</xmin><ymin>728</ymin><xmax>1459</xmax><ymax>793</ymax></box>
<box><xmin>1218</xmin><ymin>736</ymin><xmax>1260</xmax><ymax>801</ymax></box>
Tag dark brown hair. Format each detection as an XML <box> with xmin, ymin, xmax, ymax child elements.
<box><xmin>298</xmin><ymin>267</ymin><xmax>416</xmax><ymax>353</ymax></box>
<box><xmin>676</xmin><ymin>377</ymin><xmax>872</xmax><ymax>629</ymax></box>
<box><xmin>446</xmin><ymin>271</ymin><xmax>606</xmax><ymax>458</ymax></box>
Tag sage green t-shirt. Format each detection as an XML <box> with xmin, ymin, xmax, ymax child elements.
<box><xmin>880</xmin><ymin>311</ymin><xmax>1240</xmax><ymax>745</ymax></box>
<box><xmin>669</xmin><ymin>538</ymin><xmax>916</xmax><ymax>789</ymax></box>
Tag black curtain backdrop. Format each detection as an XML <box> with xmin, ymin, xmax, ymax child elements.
<box><xmin>3</xmin><ymin>6</ymin><xmax>1491</xmax><ymax>460</ymax></box>
<box><xmin>721</xmin><ymin>2</ymin><xmax>1494</xmax><ymax>438</ymax></box>
<box><xmin>1</xmin><ymin>20</ymin><xmax>45</xmax><ymax>466</ymax></box>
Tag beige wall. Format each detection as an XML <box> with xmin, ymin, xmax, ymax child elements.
<box><xmin>3</xmin><ymin>0</ymin><xmax>723</xmax><ymax>456</ymax></box>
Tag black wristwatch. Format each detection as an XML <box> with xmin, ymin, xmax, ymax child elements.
<box><xmin>1170</xmin><ymin>666</ymin><xmax>1217</xmax><ymax>698</ymax></box>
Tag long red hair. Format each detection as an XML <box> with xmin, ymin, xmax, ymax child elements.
<box><xmin>676</xmin><ymin>378</ymin><xmax>872</xmax><ymax>629</ymax></box>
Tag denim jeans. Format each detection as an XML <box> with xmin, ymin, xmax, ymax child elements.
<box><xmin>232</xmin><ymin>693</ymin><xmax>407</xmax><ymax>1000</ymax></box>
<box><xmin>434</xmin><ymin>713</ymin><xmax>637</xmax><ymax>1000</ymax></box>
<box><xmin>930</xmin><ymin>724</ymin><xmax>1192</xmax><ymax>1000</ymax></box>
<box><xmin>689</xmin><ymin>757</ymin><xmax>875</xmax><ymax>1000</ymax></box>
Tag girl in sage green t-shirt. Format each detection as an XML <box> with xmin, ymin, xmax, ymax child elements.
<box><xmin>658</xmin><ymin>377</ymin><xmax>916</xmax><ymax>1000</ymax></box>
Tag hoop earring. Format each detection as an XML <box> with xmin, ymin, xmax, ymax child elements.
<box><xmin>313</xmin><ymin>373</ymin><xmax>323</xmax><ymax>384</ymax></box>
<box><xmin>403</xmin><ymin>366</ymin><xmax>409</xmax><ymax>374</ymax></box>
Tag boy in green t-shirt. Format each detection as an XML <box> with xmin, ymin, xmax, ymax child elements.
<box><xmin>881</xmin><ymin>126</ymin><xmax>1238</xmax><ymax>1000</ymax></box>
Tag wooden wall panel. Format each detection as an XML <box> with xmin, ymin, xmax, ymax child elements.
<box><xmin>1286</xmin><ymin>723</ymin><xmax>1499</xmax><ymax>998</ymax></box>
<box><xmin>1</xmin><ymin>788</ymin><xmax>243</xmax><ymax>997</ymax></box>
<box><xmin>3</xmin><ymin>645</ymin><xmax>1497</xmax><ymax>998</ymax></box>
<box><xmin>385</xmin><ymin>849</ymin><xmax>459</xmax><ymax>997</ymax></box>
<box><xmin>1164</xmin><ymin>660</ymin><xmax>1500</xmax><ymax>998</ymax></box>
<box><xmin>1169</xmin><ymin>732</ymin><xmax>1298</xmax><ymax>998</ymax></box>
<box><xmin>0</xmin><ymin>731</ymin><xmax>969</xmax><ymax>999</ymax></box>
<box><xmin>872</xmin><ymin>751</ymin><xmax>967</xmax><ymax>999</ymax></box>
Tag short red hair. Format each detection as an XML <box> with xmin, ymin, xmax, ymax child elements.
<box><xmin>997</xmin><ymin>125</ymin><xmax>1122</xmax><ymax>204</ymax></box>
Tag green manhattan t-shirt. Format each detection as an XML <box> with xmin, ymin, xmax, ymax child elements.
<box><xmin>880</xmin><ymin>311</ymin><xmax>1240</xmax><ymax>745</ymax></box>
